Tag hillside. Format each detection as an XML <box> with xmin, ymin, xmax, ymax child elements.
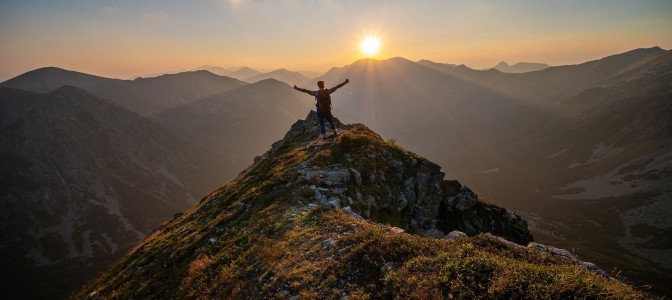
<box><xmin>245</xmin><ymin>68</ymin><xmax>310</xmax><ymax>85</ymax></box>
<box><xmin>79</xmin><ymin>113</ymin><xmax>642</xmax><ymax>299</ymax></box>
<box><xmin>312</xmin><ymin>56</ymin><xmax>537</xmax><ymax>154</ymax></box>
<box><xmin>154</xmin><ymin>79</ymin><xmax>314</xmax><ymax>184</ymax></box>
<box><xmin>0</xmin><ymin>68</ymin><xmax>245</xmax><ymax>115</ymax></box>
<box><xmin>192</xmin><ymin>66</ymin><xmax>263</xmax><ymax>81</ymax></box>
<box><xmin>306</xmin><ymin>47</ymin><xmax>672</xmax><ymax>295</ymax></box>
<box><xmin>491</xmin><ymin>61</ymin><xmax>549</xmax><ymax>73</ymax></box>
<box><xmin>0</xmin><ymin>86</ymin><xmax>214</xmax><ymax>299</ymax></box>
<box><xmin>412</xmin><ymin>47</ymin><xmax>669</xmax><ymax>108</ymax></box>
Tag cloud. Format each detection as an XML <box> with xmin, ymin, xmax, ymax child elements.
<box><xmin>142</xmin><ymin>11</ymin><xmax>171</xmax><ymax>22</ymax></box>
<box><xmin>103</xmin><ymin>6</ymin><xmax>120</xmax><ymax>15</ymax></box>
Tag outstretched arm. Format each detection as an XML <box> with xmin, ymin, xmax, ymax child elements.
<box><xmin>294</xmin><ymin>85</ymin><xmax>315</xmax><ymax>96</ymax></box>
<box><xmin>328</xmin><ymin>79</ymin><xmax>350</xmax><ymax>93</ymax></box>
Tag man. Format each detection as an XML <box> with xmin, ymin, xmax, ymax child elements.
<box><xmin>294</xmin><ymin>79</ymin><xmax>350</xmax><ymax>139</ymax></box>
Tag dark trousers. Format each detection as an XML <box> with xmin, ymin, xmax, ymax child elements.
<box><xmin>316</xmin><ymin>107</ymin><xmax>336</xmax><ymax>135</ymax></box>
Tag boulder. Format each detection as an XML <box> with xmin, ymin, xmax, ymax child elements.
<box><xmin>390</xmin><ymin>227</ymin><xmax>405</xmax><ymax>234</ymax></box>
<box><xmin>444</xmin><ymin>230</ymin><xmax>468</xmax><ymax>240</ymax></box>
<box><xmin>527</xmin><ymin>242</ymin><xmax>573</xmax><ymax>260</ymax></box>
<box><xmin>349</xmin><ymin>168</ymin><xmax>362</xmax><ymax>186</ymax></box>
<box><xmin>454</xmin><ymin>185</ymin><xmax>478</xmax><ymax>211</ymax></box>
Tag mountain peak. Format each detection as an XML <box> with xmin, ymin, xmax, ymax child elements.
<box><xmin>78</xmin><ymin>112</ymin><xmax>641</xmax><ymax>299</ymax></box>
<box><xmin>492</xmin><ymin>61</ymin><xmax>549</xmax><ymax>73</ymax></box>
<box><xmin>495</xmin><ymin>61</ymin><xmax>509</xmax><ymax>67</ymax></box>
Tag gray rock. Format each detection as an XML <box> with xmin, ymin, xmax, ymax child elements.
<box><xmin>527</xmin><ymin>242</ymin><xmax>574</xmax><ymax>260</ymax></box>
<box><xmin>338</xmin><ymin>248</ymin><xmax>348</xmax><ymax>256</ymax></box>
<box><xmin>311</xmin><ymin>125</ymin><xmax>321</xmax><ymax>136</ymax></box>
<box><xmin>527</xmin><ymin>242</ymin><xmax>607</xmax><ymax>276</ymax></box>
<box><xmin>462</xmin><ymin>219</ymin><xmax>477</xmax><ymax>235</ymax></box>
<box><xmin>320</xmin><ymin>239</ymin><xmax>336</xmax><ymax>249</ymax></box>
<box><xmin>323</xmin><ymin>168</ymin><xmax>350</xmax><ymax>186</ymax></box>
<box><xmin>454</xmin><ymin>185</ymin><xmax>478</xmax><ymax>211</ymax></box>
<box><xmin>333</xmin><ymin>187</ymin><xmax>347</xmax><ymax>194</ymax></box>
<box><xmin>349</xmin><ymin>168</ymin><xmax>362</xmax><ymax>186</ymax></box>
<box><xmin>576</xmin><ymin>260</ymin><xmax>607</xmax><ymax>277</ymax></box>
<box><xmin>342</xmin><ymin>206</ymin><xmax>364</xmax><ymax>220</ymax></box>
<box><xmin>483</xmin><ymin>233</ymin><xmax>523</xmax><ymax>248</ymax></box>
<box><xmin>396</xmin><ymin>193</ymin><xmax>408</xmax><ymax>211</ymax></box>
<box><xmin>327</xmin><ymin>197</ymin><xmax>341</xmax><ymax>209</ymax></box>
<box><xmin>356</xmin><ymin>191</ymin><xmax>364</xmax><ymax>203</ymax></box>
<box><xmin>402</xmin><ymin>178</ymin><xmax>417</xmax><ymax>204</ymax></box>
<box><xmin>390</xmin><ymin>227</ymin><xmax>405</xmax><ymax>234</ymax></box>
<box><xmin>390</xmin><ymin>159</ymin><xmax>404</xmax><ymax>170</ymax></box>
<box><xmin>300</xmin><ymin>166</ymin><xmax>350</xmax><ymax>186</ymax></box>
<box><xmin>444</xmin><ymin>230</ymin><xmax>468</xmax><ymax>240</ymax></box>
<box><xmin>415</xmin><ymin>172</ymin><xmax>428</xmax><ymax>202</ymax></box>
<box><xmin>312</xmin><ymin>188</ymin><xmax>326</xmax><ymax>202</ymax></box>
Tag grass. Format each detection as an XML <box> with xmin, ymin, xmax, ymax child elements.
<box><xmin>76</xmin><ymin>121</ymin><xmax>648</xmax><ymax>299</ymax></box>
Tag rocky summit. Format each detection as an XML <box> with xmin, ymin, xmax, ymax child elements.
<box><xmin>79</xmin><ymin>112</ymin><xmax>644</xmax><ymax>299</ymax></box>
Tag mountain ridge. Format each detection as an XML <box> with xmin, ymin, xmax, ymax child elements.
<box><xmin>154</xmin><ymin>78</ymin><xmax>313</xmax><ymax>184</ymax></box>
<box><xmin>0</xmin><ymin>68</ymin><xmax>246</xmax><ymax>115</ymax></box>
<box><xmin>245</xmin><ymin>68</ymin><xmax>310</xmax><ymax>85</ymax></box>
<box><xmin>79</xmin><ymin>112</ymin><xmax>643</xmax><ymax>299</ymax></box>
<box><xmin>2</xmin><ymin>46</ymin><xmax>670</xmax><ymax>296</ymax></box>
<box><xmin>491</xmin><ymin>61</ymin><xmax>550</xmax><ymax>73</ymax></box>
<box><xmin>0</xmin><ymin>85</ymin><xmax>213</xmax><ymax>299</ymax></box>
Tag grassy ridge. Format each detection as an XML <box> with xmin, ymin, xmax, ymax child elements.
<box><xmin>77</xmin><ymin>122</ymin><xmax>646</xmax><ymax>299</ymax></box>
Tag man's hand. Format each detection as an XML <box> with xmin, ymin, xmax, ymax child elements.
<box><xmin>345</xmin><ymin>79</ymin><xmax>349</xmax><ymax>84</ymax></box>
<box><xmin>293</xmin><ymin>85</ymin><xmax>298</xmax><ymax>90</ymax></box>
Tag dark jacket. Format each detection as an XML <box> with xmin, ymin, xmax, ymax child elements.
<box><xmin>294</xmin><ymin>80</ymin><xmax>349</xmax><ymax>113</ymax></box>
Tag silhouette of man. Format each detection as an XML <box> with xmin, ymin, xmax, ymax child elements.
<box><xmin>294</xmin><ymin>79</ymin><xmax>349</xmax><ymax>139</ymax></box>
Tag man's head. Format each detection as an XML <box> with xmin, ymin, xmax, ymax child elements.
<box><xmin>317</xmin><ymin>81</ymin><xmax>325</xmax><ymax>89</ymax></box>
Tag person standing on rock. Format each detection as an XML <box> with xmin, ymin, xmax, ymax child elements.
<box><xmin>294</xmin><ymin>79</ymin><xmax>349</xmax><ymax>139</ymax></box>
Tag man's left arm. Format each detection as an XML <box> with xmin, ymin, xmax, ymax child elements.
<box><xmin>329</xmin><ymin>79</ymin><xmax>350</xmax><ymax>93</ymax></box>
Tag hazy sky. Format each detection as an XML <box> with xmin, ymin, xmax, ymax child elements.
<box><xmin>1</xmin><ymin>0</ymin><xmax>671</xmax><ymax>81</ymax></box>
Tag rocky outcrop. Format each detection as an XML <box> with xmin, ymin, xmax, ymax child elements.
<box><xmin>79</xmin><ymin>112</ymin><xmax>641</xmax><ymax>299</ymax></box>
<box><xmin>263</xmin><ymin>111</ymin><xmax>533</xmax><ymax>245</ymax></box>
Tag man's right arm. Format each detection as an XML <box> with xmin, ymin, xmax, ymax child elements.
<box><xmin>294</xmin><ymin>85</ymin><xmax>315</xmax><ymax>96</ymax></box>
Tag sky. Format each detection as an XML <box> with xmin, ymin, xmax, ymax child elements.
<box><xmin>1</xmin><ymin>0</ymin><xmax>671</xmax><ymax>81</ymax></box>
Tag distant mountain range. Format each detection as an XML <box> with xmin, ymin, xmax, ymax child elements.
<box><xmin>154</xmin><ymin>78</ymin><xmax>313</xmax><ymax>184</ymax></box>
<box><xmin>244</xmin><ymin>68</ymin><xmax>310</xmax><ymax>85</ymax></box>
<box><xmin>491</xmin><ymin>61</ymin><xmax>550</xmax><ymax>73</ymax></box>
<box><xmin>193</xmin><ymin>65</ymin><xmax>315</xmax><ymax>84</ymax></box>
<box><xmin>1</xmin><ymin>46</ymin><xmax>670</xmax><ymax>297</ymax></box>
<box><xmin>0</xmin><ymin>68</ymin><xmax>245</xmax><ymax>116</ymax></box>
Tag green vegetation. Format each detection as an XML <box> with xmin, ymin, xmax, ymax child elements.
<box><xmin>77</xmin><ymin>122</ymin><xmax>647</xmax><ymax>299</ymax></box>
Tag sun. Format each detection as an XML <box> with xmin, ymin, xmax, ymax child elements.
<box><xmin>360</xmin><ymin>36</ymin><xmax>381</xmax><ymax>57</ymax></box>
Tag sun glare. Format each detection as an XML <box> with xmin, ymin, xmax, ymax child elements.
<box><xmin>360</xmin><ymin>36</ymin><xmax>381</xmax><ymax>57</ymax></box>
